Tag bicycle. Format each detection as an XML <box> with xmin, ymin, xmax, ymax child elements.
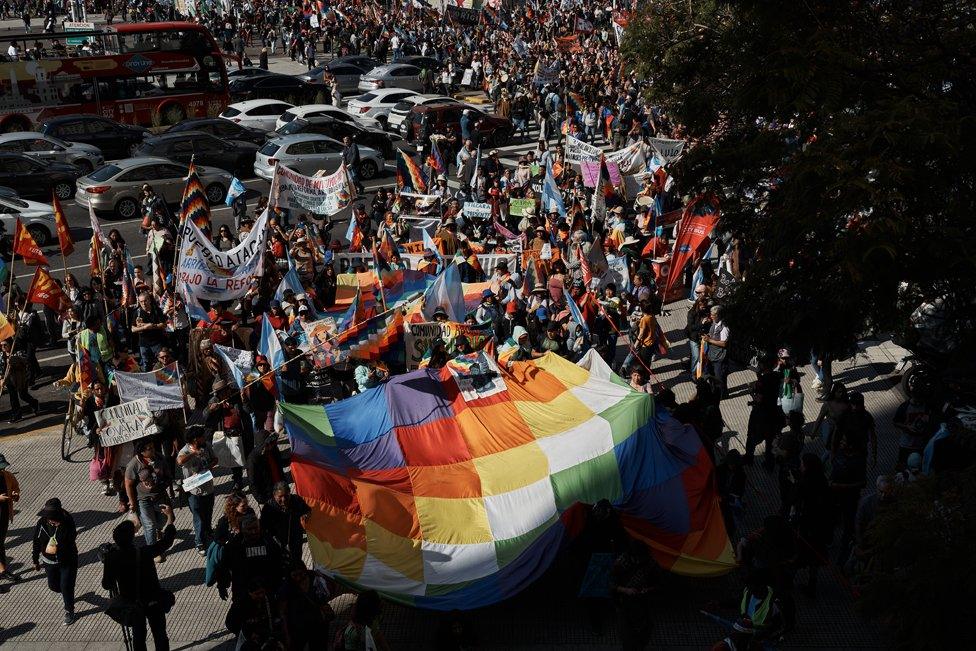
<box><xmin>58</xmin><ymin>384</ymin><xmax>87</xmax><ymax>462</ymax></box>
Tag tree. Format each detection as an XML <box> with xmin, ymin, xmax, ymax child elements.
<box><xmin>622</xmin><ymin>1</ymin><xmax>976</xmax><ymax>359</ymax></box>
<box><xmin>857</xmin><ymin>466</ymin><xmax>976</xmax><ymax>649</ymax></box>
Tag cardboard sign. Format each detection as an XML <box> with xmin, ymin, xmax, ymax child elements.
<box><xmin>96</xmin><ymin>398</ymin><xmax>159</xmax><ymax>447</ymax></box>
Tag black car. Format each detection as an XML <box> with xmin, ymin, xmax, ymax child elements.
<box><xmin>165</xmin><ymin>118</ymin><xmax>269</xmax><ymax>146</ymax></box>
<box><xmin>275</xmin><ymin>116</ymin><xmax>398</xmax><ymax>160</ymax></box>
<box><xmin>0</xmin><ymin>153</ymin><xmax>81</xmax><ymax>200</ymax></box>
<box><xmin>134</xmin><ymin>132</ymin><xmax>259</xmax><ymax>177</ymax></box>
<box><xmin>38</xmin><ymin>115</ymin><xmax>149</xmax><ymax>161</ymax></box>
<box><xmin>332</xmin><ymin>55</ymin><xmax>383</xmax><ymax>71</ymax></box>
<box><xmin>393</xmin><ymin>55</ymin><xmax>442</xmax><ymax>72</ymax></box>
<box><xmin>228</xmin><ymin>74</ymin><xmax>319</xmax><ymax>104</ymax></box>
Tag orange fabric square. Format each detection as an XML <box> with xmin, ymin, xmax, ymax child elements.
<box><xmin>395</xmin><ymin>419</ymin><xmax>473</xmax><ymax>466</ymax></box>
<box><xmin>292</xmin><ymin>459</ymin><xmax>361</xmax><ymax>516</ymax></box>
<box><xmin>407</xmin><ymin>460</ymin><xmax>483</xmax><ymax>498</ymax></box>
<box><xmin>504</xmin><ymin>364</ymin><xmax>568</xmax><ymax>403</ymax></box>
<box><xmin>353</xmin><ymin>476</ymin><xmax>421</xmax><ymax>540</ymax></box>
<box><xmin>455</xmin><ymin>401</ymin><xmax>535</xmax><ymax>458</ymax></box>
<box><xmin>305</xmin><ymin>497</ymin><xmax>367</xmax><ymax>551</ymax></box>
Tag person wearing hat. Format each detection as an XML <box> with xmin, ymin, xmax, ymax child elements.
<box><xmin>508</xmin><ymin>325</ymin><xmax>543</xmax><ymax>365</ymax></box>
<box><xmin>0</xmin><ymin>337</ymin><xmax>40</xmax><ymax>423</ymax></box>
<box><xmin>419</xmin><ymin>250</ymin><xmax>440</xmax><ymax>276</ymax></box>
<box><xmin>0</xmin><ymin>452</ymin><xmax>20</xmax><ymax>580</ymax></box>
<box><xmin>435</xmin><ymin>220</ymin><xmax>460</xmax><ymax>257</ymax></box>
<box><xmin>32</xmin><ymin>498</ymin><xmax>79</xmax><ymax>625</ymax></box>
<box><xmin>431</xmin><ymin>306</ymin><xmax>450</xmax><ymax>323</ymax></box>
<box><xmin>475</xmin><ymin>289</ymin><xmax>502</xmax><ymax>332</ymax></box>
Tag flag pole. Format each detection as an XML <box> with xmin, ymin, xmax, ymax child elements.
<box><xmin>372</xmin><ymin>245</ymin><xmax>388</xmax><ymax>313</ymax></box>
<box><xmin>4</xmin><ymin>253</ymin><xmax>15</xmax><ymax>317</ymax></box>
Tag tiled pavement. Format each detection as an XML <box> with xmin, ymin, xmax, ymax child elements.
<box><xmin>0</xmin><ymin>302</ymin><xmax>899</xmax><ymax>649</ymax></box>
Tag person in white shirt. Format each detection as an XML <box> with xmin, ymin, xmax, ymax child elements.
<box><xmin>704</xmin><ymin>305</ymin><xmax>731</xmax><ymax>395</ymax></box>
<box><xmin>7</xmin><ymin>42</ymin><xmax>18</xmax><ymax>60</ymax></box>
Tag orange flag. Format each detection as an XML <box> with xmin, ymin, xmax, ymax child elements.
<box><xmin>52</xmin><ymin>192</ymin><xmax>74</xmax><ymax>257</ymax></box>
<box><xmin>27</xmin><ymin>266</ymin><xmax>69</xmax><ymax>313</ymax></box>
<box><xmin>13</xmin><ymin>219</ymin><xmax>49</xmax><ymax>266</ymax></box>
<box><xmin>0</xmin><ymin>312</ymin><xmax>14</xmax><ymax>341</ymax></box>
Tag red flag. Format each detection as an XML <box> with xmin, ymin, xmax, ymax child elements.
<box><xmin>26</xmin><ymin>266</ymin><xmax>69</xmax><ymax>312</ymax></box>
<box><xmin>663</xmin><ymin>195</ymin><xmax>721</xmax><ymax>297</ymax></box>
<box><xmin>52</xmin><ymin>192</ymin><xmax>74</xmax><ymax>257</ymax></box>
<box><xmin>577</xmin><ymin>244</ymin><xmax>592</xmax><ymax>287</ymax></box>
<box><xmin>13</xmin><ymin>219</ymin><xmax>49</xmax><ymax>266</ymax></box>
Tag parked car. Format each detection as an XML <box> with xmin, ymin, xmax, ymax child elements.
<box><xmin>0</xmin><ymin>132</ymin><xmax>103</xmax><ymax>174</ymax></box>
<box><xmin>297</xmin><ymin>62</ymin><xmax>367</xmax><ymax>96</ymax></box>
<box><xmin>76</xmin><ymin>157</ymin><xmax>232</xmax><ymax>220</ymax></box>
<box><xmin>0</xmin><ymin>153</ymin><xmax>81</xmax><ymax>200</ymax></box>
<box><xmin>387</xmin><ymin>94</ymin><xmax>463</xmax><ymax>134</ymax></box>
<box><xmin>331</xmin><ymin>55</ymin><xmax>383</xmax><ymax>72</ymax></box>
<box><xmin>228</xmin><ymin>74</ymin><xmax>319</xmax><ymax>103</ymax></box>
<box><xmin>392</xmin><ymin>55</ymin><xmax>443</xmax><ymax>72</ymax></box>
<box><xmin>38</xmin><ymin>115</ymin><xmax>149</xmax><ymax>161</ymax></box>
<box><xmin>357</xmin><ymin>64</ymin><xmax>423</xmax><ymax>93</ymax></box>
<box><xmin>254</xmin><ymin>134</ymin><xmax>384</xmax><ymax>181</ymax></box>
<box><xmin>0</xmin><ymin>195</ymin><xmax>57</xmax><ymax>246</ymax></box>
<box><xmin>404</xmin><ymin>102</ymin><xmax>514</xmax><ymax>147</ymax></box>
<box><xmin>228</xmin><ymin>66</ymin><xmax>272</xmax><ymax>80</ymax></box>
<box><xmin>133</xmin><ymin>132</ymin><xmax>260</xmax><ymax>177</ymax></box>
<box><xmin>276</xmin><ymin>116</ymin><xmax>398</xmax><ymax>160</ymax></box>
<box><xmin>220</xmin><ymin>100</ymin><xmax>295</xmax><ymax>132</ymax></box>
<box><xmin>274</xmin><ymin>104</ymin><xmax>382</xmax><ymax>132</ymax></box>
<box><xmin>165</xmin><ymin>118</ymin><xmax>269</xmax><ymax>146</ymax></box>
<box><xmin>346</xmin><ymin>88</ymin><xmax>419</xmax><ymax>128</ymax></box>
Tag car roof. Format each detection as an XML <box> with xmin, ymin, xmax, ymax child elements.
<box><xmin>41</xmin><ymin>114</ymin><xmax>117</xmax><ymax>124</ymax></box>
<box><xmin>227</xmin><ymin>99</ymin><xmax>295</xmax><ymax>111</ymax></box>
<box><xmin>267</xmin><ymin>134</ymin><xmax>341</xmax><ymax>146</ymax></box>
<box><xmin>360</xmin><ymin>87</ymin><xmax>416</xmax><ymax>99</ymax></box>
<box><xmin>290</xmin><ymin>104</ymin><xmax>341</xmax><ymax>114</ymax></box>
<box><xmin>0</xmin><ymin>131</ymin><xmax>51</xmax><ymax>140</ymax></box>
<box><xmin>105</xmin><ymin>157</ymin><xmax>180</xmax><ymax>169</ymax></box>
<box><xmin>414</xmin><ymin>101</ymin><xmax>471</xmax><ymax>113</ymax></box>
<box><xmin>145</xmin><ymin>131</ymin><xmax>215</xmax><ymax>143</ymax></box>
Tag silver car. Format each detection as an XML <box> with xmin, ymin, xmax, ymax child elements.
<box><xmin>75</xmin><ymin>157</ymin><xmax>233</xmax><ymax>220</ymax></box>
<box><xmin>254</xmin><ymin>134</ymin><xmax>384</xmax><ymax>181</ymax></box>
<box><xmin>357</xmin><ymin>64</ymin><xmax>423</xmax><ymax>93</ymax></box>
<box><xmin>0</xmin><ymin>132</ymin><xmax>104</xmax><ymax>173</ymax></box>
<box><xmin>0</xmin><ymin>195</ymin><xmax>57</xmax><ymax>246</ymax></box>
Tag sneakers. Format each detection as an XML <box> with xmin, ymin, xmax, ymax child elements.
<box><xmin>811</xmin><ymin>378</ymin><xmax>823</xmax><ymax>390</ymax></box>
<box><xmin>154</xmin><ymin>553</ymin><xmax>166</xmax><ymax>563</ymax></box>
<box><xmin>197</xmin><ymin>546</ymin><xmax>207</xmax><ymax>557</ymax></box>
<box><xmin>64</xmin><ymin>611</ymin><xmax>78</xmax><ymax>626</ymax></box>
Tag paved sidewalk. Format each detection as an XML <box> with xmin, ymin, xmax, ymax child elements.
<box><xmin>0</xmin><ymin>302</ymin><xmax>895</xmax><ymax>649</ymax></box>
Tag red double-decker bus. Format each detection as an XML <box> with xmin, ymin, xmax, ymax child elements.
<box><xmin>0</xmin><ymin>22</ymin><xmax>229</xmax><ymax>132</ymax></box>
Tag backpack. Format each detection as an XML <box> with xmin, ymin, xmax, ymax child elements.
<box><xmin>203</xmin><ymin>540</ymin><xmax>224</xmax><ymax>587</ymax></box>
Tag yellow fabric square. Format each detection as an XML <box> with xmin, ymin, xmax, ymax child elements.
<box><xmin>514</xmin><ymin>390</ymin><xmax>593</xmax><ymax>438</ymax></box>
<box><xmin>534</xmin><ymin>354</ymin><xmax>591</xmax><ymax>388</ymax></box>
<box><xmin>473</xmin><ymin>442</ymin><xmax>550</xmax><ymax>496</ymax></box>
<box><xmin>308</xmin><ymin>534</ymin><xmax>366</xmax><ymax>581</ymax></box>
<box><xmin>415</xmin><ymin>496</ymin><xmax>493</xmax><ymax>544</ymax></box>
<box><xmin>363</xmin><ymin>518</ymin><xmax>424</xmax><ymax>583</ymax></box>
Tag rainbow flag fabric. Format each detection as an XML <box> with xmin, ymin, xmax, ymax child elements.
<box><xmin>179</xmin><ymin>162</ymin><xmax>211</xmax><ymax>233</ymax></box>
<box><xmin>281</xmin><ymin>350</ymin><xmax>733</xmax><ymax>610</ymax></box>
<box><xmin>396</xmin><ymin>149</ymin><xmax>428</xmax><ymax>193</ymax></box>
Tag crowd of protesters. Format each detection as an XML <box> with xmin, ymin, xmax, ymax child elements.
<box><xmin>0</xmin><ymin>1</ymin><xmax>966</xmax><ymax>649</ymax></box>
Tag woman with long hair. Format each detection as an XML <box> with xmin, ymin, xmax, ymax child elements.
<box><xmin>214</xmin><ymin>491</ymin><xmax>254</xmax><ymax>545</ymax></box>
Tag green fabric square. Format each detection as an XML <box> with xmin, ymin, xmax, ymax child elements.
<box><xmin>280</xmin><ymin>403</ymin><xmax>336</xmax><ymax>446</ymax></box>
<box><xmin>493</xmin><ymin>514</ymin><xmax>559</xmax><ymax>569</ymax></box>
<box><xmin>600</xmin><ymin>392</ymin><xmax>652</xmax><ymax>445</ymax></box>
<box><xmin>425</xmin><ymin>580</ymin><xmax>475</xmax><ymax>597</ymax></box>
<box><xmin>550</xmin><ymin>451</ymin><xmax>622</xmax><ymax>512</ymax></box>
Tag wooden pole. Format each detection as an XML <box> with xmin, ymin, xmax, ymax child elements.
<box><xmin>5</xmin><ymin>253</ymin><xmax>15</xmax><ymax>317</ymax></box>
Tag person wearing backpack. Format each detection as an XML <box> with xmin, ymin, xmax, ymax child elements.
<box><xmin>31</xmin><ymin>498</ymin><xmax>79</xmax><ymax>626</ymax></box>
<box><xmin>101</xmin><ymin>504</ymin><xmax>177</xmax><ymax>651</ymax></box>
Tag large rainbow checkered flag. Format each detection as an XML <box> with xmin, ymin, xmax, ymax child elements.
<box><xmin>179</xmin><ymin>161</ymin><xmax>211</xmax><ymax>235</ymax></box>
<box><xmin>280</xmin><ymin>349</ymin><xmax>734</xmax><ymax>610</ymax></box>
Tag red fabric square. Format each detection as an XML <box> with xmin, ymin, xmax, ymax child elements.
<box><xmin>395</xmin><ymin>418</ymin><xmax>473</xmax><ymax>467</ymax></box>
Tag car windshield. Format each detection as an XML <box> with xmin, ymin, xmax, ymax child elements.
<box><xmin>43</xmin><ymin>135</ymin><xmax>71</xmax><ymax>148</ymax></box>
<box><xmin>278</xmin><ymin>119</ymin><xmax>307</xmax><ymax>135</ymax></box>
<box><xmin>0</xmin><ymin>197</ymin><xmax>29</xmax><ymax>209</ymax></box>
<box><xmin>221</xmin><ymin>107</ymin><xmax>242</xmax><ymax>118</ymax></box>
<box><xmin>358</xmin><ymin>92</ymin><xmax>379</xmax><ymax>102</ymax></box>
<box><xmin>87</xmin><ymin>164</ymin><xmax>121</xmax><ymax>181</ymax></box>
<box><xmin>259</xmin><ymin>142</ymin><xmax>281</xmax><ymax>156</ymax></box>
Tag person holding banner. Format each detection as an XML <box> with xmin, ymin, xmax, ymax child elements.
<box><xmin>176</xmin><ymin>425</ymin><xmax>218</xmax><ymax>556</ymax></box>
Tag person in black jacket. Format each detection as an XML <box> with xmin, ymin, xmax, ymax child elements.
<box><xmin>260</xmin><ymin>482</ymin><xmax>311</xmax><ymax>561</ymax></box>
<box><xmin>217</xmin><ymin>514</ymin><xmax>284</xmax><ymax>604</ymax></box>
<box><xmin>102</xmin><ymin>504</ymin><xmax>177</xmax><ymax>651</ymax></box>
<box><xmin>31</xmin><ymin>498</ymin><xmax>79</xmax><ymax>626</ymax></box>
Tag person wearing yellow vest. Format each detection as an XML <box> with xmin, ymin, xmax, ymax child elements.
<box><xmin>739</xmin><ymin>576</ymin><xmax>783</xmax><ymax>638</ymax></box>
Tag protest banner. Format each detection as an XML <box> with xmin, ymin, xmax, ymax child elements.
<box><xmin>509</xmin><ymin>198</ymin><xmax>536</xmax><ymax>217</ymax></box>
<box><xmin>333</xmin><ymin>251</ymin><xmax>516</xmax><ymax>276</ymax></box>
<box><xmin>555</xmin><ymin>35</ymin><xmax>582</xmax><ymax>53</ymax></box>
<box><xmin>581</xmin><ymin>160</ymin><xmax>623</xmax><ymax>188</ymax></box>
<box><xmin>404</xmin><ymin>321</ymin><xmax>492</xmax><ymax>368</ymax></box>
<box><xmin>566</xmin><ymin>136</ymin><xmax>645</xmax><ymax>176</ymax></box>
<box><xmin>713</xmin><ymin>269</ymin><xmax>736</xmax><ymax>305</ymax></box>
<box><xmin>178</xmin><ymin>209</ymin><xmax>269</xmax><ymax>301</ymax></box>
<box><xmin>270</xmin><ymin>163</ymin><xmax>354</xmax><ymax>216</ymax></box>
<box><xmin>96</xmin><ymin>398</ymin><xmax>159</xmax><ymax>447</ymax></box>
<box><xmin>565</xmin><ymin>135</ymin><xmax>601</xmax><ymax>164</ymax></box>
<box><xmin>446</xmin><ymin>5</ymin><xmax>481</xmax><ymax>25</ymax></box>
<box><xmin>182</xmin><ymin>470</ymin><xmax>214</xmax><ymax>493</ymax></box>
<box><xmin>664</xmin><ymin>195</ymin><xmax>720</xmax><ymax>296</ymax></box>
<box><xmin>462</xmin><ymin>202</ymin><xmax>493</xmax><ymax>220</ymax></box>
<box><xmin>647</xmin><ymin>136</ymin><xmax>686</xmax><ymax>163</ymax></box>
<box><xmin>115</xmin><ymin>363</ymin><xmax>184</xmax><ymax>411</ymax></box>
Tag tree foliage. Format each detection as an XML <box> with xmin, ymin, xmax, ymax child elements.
<box><xmin>622</xmin><ymin>1</ymin><xmax>976</xmax><ymax>358</ymax></box>
<box><xmin>857</xmin><ymin>467</ymin><xmax>976</xmax><ymax>649</ymax></box>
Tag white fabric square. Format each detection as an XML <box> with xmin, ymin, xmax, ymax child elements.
<box><xmin>421</xmin><ymin>540</ymin><xmax>499</xmax><ymax>585</ymax></box>
<box><xmin>483</xmin><ymin>477</ymin><xmax>558</xmax><ymax>541</ymax></box>
<box><xmin>570</xmin><ymin>375</ymin><xmax>631</xmax><ymax>414</ymax></box>
<box><xmin>357</xmin><ymin>554</ymin><xmax>426</xmax><ymax>596</ymax></box>
<box><xmin>535</xmin><ymin>417</ymin><xmax>615</xmax><ymax>474</ymax></box>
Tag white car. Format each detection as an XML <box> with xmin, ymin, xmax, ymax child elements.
<box><xmin>219</xmin><ymin>99</ymin><xmax>295</xmax><ymax>132</ymax></box>
<box><xmin>357</xmin><ymin>63</ymin><xmax>423</xmax><ymax>93</ymax></box>
<box><xmin>0</xmin><ymin>195</ymin><xmax>57</xmax><ymax>246</ymax></box>
<box><xmin>346</xmin><ymin>88</ymin><xmax>419</xmax><ymax>129</ymax></box>
<box><xmin>387</xmin><ymin>94</ymin><xmax>464</xmax><ymax>134</ymax></box>
<box><xmin>274</xmin><ymin>104</ymin><xmax>382</xmax><ymax>132</ymax></box>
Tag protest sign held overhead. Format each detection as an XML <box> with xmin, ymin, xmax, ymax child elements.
<box><xmin>96</xmin><ymin>398</ymin><xmax>159</xmax><ymax>447</ymax></box>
